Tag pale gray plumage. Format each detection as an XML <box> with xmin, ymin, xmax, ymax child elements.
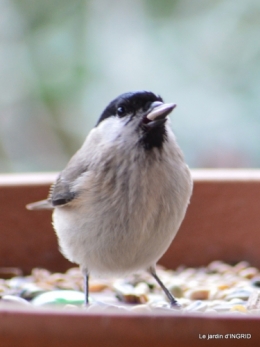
<box><xmin>27</xmin><ymin>91</ymin><xmax>193</xmax><ymax>306</ymax></box>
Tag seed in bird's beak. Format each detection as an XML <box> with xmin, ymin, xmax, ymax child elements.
<box><xmin>146</xmin><ymin>103</ymin><xmax>176</xmax><ymax>121</ymax></box>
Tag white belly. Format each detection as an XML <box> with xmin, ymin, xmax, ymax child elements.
<box><xmin>52</xmin><ymin>158</ymin><xmax>192</xmax><ymax>277</ymax></box>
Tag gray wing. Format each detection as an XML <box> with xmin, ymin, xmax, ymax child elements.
<box><xmin>49</xmin><ymin>174</ymin><xmax>77</xmax><ymax>206</ymax></box>
<box><xmin>50</xmin><ymin>152</ymin><xmax>89</xmax><ymax>206</ymax></box>
<box><xmin>27</xmin><ymin>149</ymin><xmax>89</xmax><ymax>210</ymax></box>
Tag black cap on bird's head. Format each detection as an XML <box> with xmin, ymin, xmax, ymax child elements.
<box><xmin>96</xmin><ymin>91</ymin><xmax>176</xmax><ymax>150</ymax></box>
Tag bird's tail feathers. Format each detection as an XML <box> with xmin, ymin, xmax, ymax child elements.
<box><xmin>26</xmin><ymin>199</ymin><xmax>53</xmax><ymax>210</ymax></box>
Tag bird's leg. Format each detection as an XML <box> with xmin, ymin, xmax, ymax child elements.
<box><xmin>84</xmin><ymin>272</ymin><xmax>89</xmax><ymax>306</ymax></box>
<box><xmin>148</xmin><ymin>266</ymin><xmax>180</xmax><ymax>308</ymax></box>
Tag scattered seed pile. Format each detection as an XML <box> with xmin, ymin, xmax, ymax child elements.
<box><xmin>1</xmin><ymin>260</ymin><xmax>260</xmax><ymax>314</ymax></box>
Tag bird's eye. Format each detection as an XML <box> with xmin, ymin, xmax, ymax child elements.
<box><xmin>117</xmin><ymin>106</ymin><xmax>126</xmax><ymax>117</ymax></box>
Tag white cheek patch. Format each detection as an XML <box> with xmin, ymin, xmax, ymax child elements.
<box><xmin>97</xmin><ymin>116</ymin><xmax>132</xmax><ymax>143</ymax></box>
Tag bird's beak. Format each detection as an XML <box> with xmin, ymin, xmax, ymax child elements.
<box><xmin>141</xmin><ymin>102</ymin><xmax>176</xmax><ymax>129</ymax></box>
<box><xmin>146</xmin><ymin>102</ymin><xmax>176</xmax><ymax>121</ymax></box>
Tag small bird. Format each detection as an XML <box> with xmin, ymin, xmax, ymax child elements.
<box><xmin>27</xmin><ymin>91</ymin><xmax>193</xmax><ymax>307</ymax></box>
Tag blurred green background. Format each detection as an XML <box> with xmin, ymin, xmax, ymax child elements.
<box><xmin>0</xmin><ymin>0</ymin><xmax>259</xmax><ymax>172</ymax></box>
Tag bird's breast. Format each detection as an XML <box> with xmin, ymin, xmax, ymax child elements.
<box><xmin>53</xmin><ymin>143</ymin><xmax>192</xmax><ymax>275</ymax></box>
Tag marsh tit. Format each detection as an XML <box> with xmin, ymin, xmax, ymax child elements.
<box><xmin>27</xmin><ymin>91</ymin><xmax>193</xmax><ymax>307</ymax></box>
